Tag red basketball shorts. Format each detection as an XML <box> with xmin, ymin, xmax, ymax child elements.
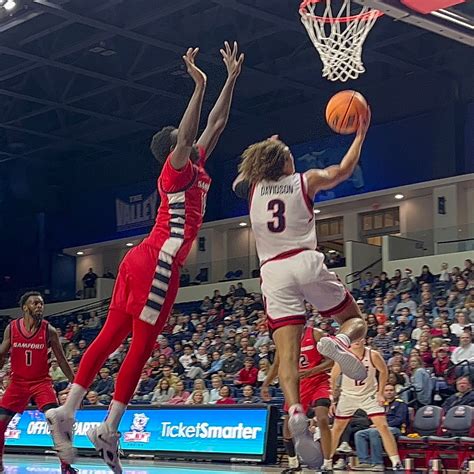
<box><xmin>284</xmin><ymin>378</ymin><xmax>331</xmax><ymax>413</ymax></box>
<box><xmin>0</xmin><ymin>379</ymin><xmax>57</xmax><ymax>414</ymax></box>
<box><xmin>109</xmin><ymin>242</ymin><xmax>180</xmax><ymax>326</ymax></box>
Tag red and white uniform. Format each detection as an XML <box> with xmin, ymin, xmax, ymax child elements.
<box><xmin>73</xmin><ymin>147</ymin><xmax>212</xmax><ymax>406</ymax></box>
<box><xmin>284</xmin><ymin>326</ymin><xmax>331</xmax><ymax>412</ymax></box>
<box><xmin>0</xmin><ymin>319</ymin><xmax>57</xmax><ymax>413</ymax></box>
<box><xmin>335</xmin><ymin>347</ymin><xmax>385</xmax><ymax>419</ymax></box>
<box><xmin>250</xmin><ymin>174</ymin><xmax>316</xmax><ymax>264</ymax></box>
<box><xmin>247</xmin><ymin>173</ymin><xmax>352</xmax><ymax>330</ymax></box>
<box><xmin>110</xmin><ymin>146</ymin><xmax>211</xmax><ymax>326</ymax></box>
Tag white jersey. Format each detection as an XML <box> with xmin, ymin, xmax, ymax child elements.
<box><xmin>340</xmin><ymin>348</ymin><xmax>378</xmax><ymax>397</ymax></box>
<box><xmin>249</xmin><ymin>173</ymin><xmax>317</xmax><ymax>263</ymax></box>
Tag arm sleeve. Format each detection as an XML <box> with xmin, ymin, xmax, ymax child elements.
<box><xmin>233</xmin><ymin>179</ymin><xmax>251</xmax><ymax>200</ymax></box>
<box><xmin>412</xmin><ymin>371</ymin><xmax>423</xmax><ymax>391</ymax></box>
<box><xmin>159</xmin><ymin>152</ymin><xmax>196</xmax><ymax>193</ymax></box>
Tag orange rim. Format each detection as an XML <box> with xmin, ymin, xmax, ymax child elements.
<box><xmin>299</xmin><ymin>0</ymin><xmax>383</xmax><ymax>23</ymax></box>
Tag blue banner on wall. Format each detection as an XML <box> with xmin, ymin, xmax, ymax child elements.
<box><xmin>115</xmin><ymin>190</ymin><xmax>158</xmax><ymax>232</ymax></box>
<box><xmin>6</xmin><ymin>406</ymin><xmax>269</xmax><ymax>456</ymax></box>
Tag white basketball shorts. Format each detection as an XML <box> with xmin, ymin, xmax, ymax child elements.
<box><xmin>260</xmin><ymin>249</ymin><xmax>353</xmax><ymax>331</ymax></box>
<box><xmin>335</xmin><ymin>392</ymin><xmax>385</xmax><ymax>419</ymax></box>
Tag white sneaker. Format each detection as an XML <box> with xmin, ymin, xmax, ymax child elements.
<box><xmin>333</xmin><ymin>458</ymin><xmax>346</xmax><ymax>470</ymax></box>
<box><xmin>317</xmin><ymin>336</ymin><xmax>367</xmax><ymax>381</ymax></box>
<box><xmin>336</xmin><ymin>441</ymin><xmax>352</xmax><ymax>453</ymax></box>
<box><xmin>87</xmin><ymin>423</ymin><xmax>122</xmax><ymax>474</ymax></box>
<box><xmin>46</xmin><ymin>407</ymin><xmax>76</xmax><ymax>464</ymax></box>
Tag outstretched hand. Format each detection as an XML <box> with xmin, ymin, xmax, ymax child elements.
<box><xmin>183</xmin><ymin>47</ymin><xmax>207</xmax><ymax>86</ymax></box>
<box><xmin>357</xmin><ymin>106</ymin><xmax>371</xmax><ymax>137</ymax></box>
<box><xmin>221</xmin><ymin>41</ymin><xmax>244</xmax><ymax>79</ymax></box>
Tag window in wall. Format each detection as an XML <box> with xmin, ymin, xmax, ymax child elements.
<box><xmin>359</xmin><ymin>207</ymin><xmax>400</xmax><ymax>245</ymax></box>
<box><xmin>317</xmin><ymin>217</ymin><xmax>344</xmax><ymax>241</ymax></box>
<box><xmin>316</xmin><ymin>217</ymin><xmax>345</xmax><ymax>268</ymax></box>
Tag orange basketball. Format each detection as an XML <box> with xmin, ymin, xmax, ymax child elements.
<box><xmin>325</xmin><ymin>90</ymin><xmax>368</xmax><ymax>134</ymax></box>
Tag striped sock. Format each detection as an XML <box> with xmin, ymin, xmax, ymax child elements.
<box><xmin>335</xmin><ymin>333</ymin><xmax>351</xmax><ymax>347</ymax></box>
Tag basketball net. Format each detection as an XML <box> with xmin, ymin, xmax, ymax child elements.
<box><xmin>300</xmin><ymin>0</ymin><xmax>382</xmax><ymax>82</ymax></box>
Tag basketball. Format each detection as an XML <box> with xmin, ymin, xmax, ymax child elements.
<box><xmin>325</xmin><ymin>90</ymin><xmax>369</xmax><ymax>134</ymax></box>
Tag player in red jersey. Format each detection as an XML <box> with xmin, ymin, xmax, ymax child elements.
<box><xmin>262</xmin><ymin>326</ymin><xmax>334</xmax><ymax>473</ymax></box>
<box><xmin>47</xmin><ymin>43</ymin><xmax>244</xmax><ymax>473</ymax></box>
<box><xmin>0</xmin><ymin>292</ymin><xmax>75</xmax><ymax>474</ymax></box>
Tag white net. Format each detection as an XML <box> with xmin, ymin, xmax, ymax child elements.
<box><xmin>300</xmin><ymin>0</ymin><xmax>381</xmax><ymax>82</ymax></box>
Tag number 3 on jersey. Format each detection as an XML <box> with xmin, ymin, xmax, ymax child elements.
<box><xmin>267</xmin><ymin>199</ymin><xmax>286</xmax><ymax>233</ymax></box>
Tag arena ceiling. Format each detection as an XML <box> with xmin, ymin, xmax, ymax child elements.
<box><xmin>0</xmin><ymin>0</ymin><xmax>473</xmax><ymax>193</ymax></box>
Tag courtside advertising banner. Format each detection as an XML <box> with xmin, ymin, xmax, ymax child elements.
<box><xmin>5</xmin><ymin>406</ymin><xmax>272</xmax><ymax>460</ymax></box>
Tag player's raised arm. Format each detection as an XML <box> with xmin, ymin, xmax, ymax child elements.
<box><xmin>171</xmin><ymin>48</ymin><xmax>207</xmax><ymax>170</ymax></box>
<box><xmin>48</xmin><ymin>325</ymin><xmax>74</xmax><ymax>383</ymax></box>
<box><xmin>197</xmin><ymin>41</ymin><xmax>244</xmax><ymax>159</ymax></box>
<box><xmin>0</xmin><ymin>324</ymin><xmax>11</xmax><ymax>371</ymax></box>
<box><xmin>305</xmin><ymin>108</ymin><xmax>371</xmax><ymax>198</ymax></box>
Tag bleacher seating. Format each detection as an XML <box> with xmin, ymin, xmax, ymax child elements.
<box><xmin>0</xmin><ymin>259</ymin><xmax>472</xmax><ymax>469</ymax></box>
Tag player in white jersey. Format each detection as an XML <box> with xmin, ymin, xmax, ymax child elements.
<box><xmin>330</xmin><ymin>339</ymin><xmax>402</xmax><ymax>471</ymax></box>
<box><xmin>232</xmin><ymin>113</ymin><xmax>370</xmax><ymax>468</ymax></box>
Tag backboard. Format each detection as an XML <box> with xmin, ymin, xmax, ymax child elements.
<box><xmin>354</xmin><ymin>0</ymin><xmax>474</xmax><ymax>46</ymax></box>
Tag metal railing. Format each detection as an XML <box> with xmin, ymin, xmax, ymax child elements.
<box><xmin>345</xmin><ymin>257</ymin><xmax>383</xmax><ymax>285</ymax></box>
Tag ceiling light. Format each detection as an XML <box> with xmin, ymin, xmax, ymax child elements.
<box><xmin>76</xmin><ymin>251</ymin><xmax>84</xmax><ymax>256</ymax></box>
<box><xmin>101</xmin><ymin>50</ymin><xmax>117</xmax><ymax>56</ymax></box>
<box><xmin>89</xmin><ymin>46</ymin><xmax>105</xmax><ymax>54</ymax></box>
<box><xmin>4</xmin><ymin>0</ymin><xmax>17</xmax><ymax>11</ymax></box>
<box><xmin>313</xmin><ymin>209</ymin><xmax>321</xmax><ymax>214</ymax></box>
<box><xmin>126</xmin><ymin>242</ymin><xmax>134</xmax><ymax>247</ymax></box>
<box><xmin>394</xmin><ymin>194</ymin><xmax>404</xmax><ymax>200</ymax></box>
<box><xmin>239</xmin><ymin>222</ymin><xmax>247</xmax><ymax>227</ymax></box>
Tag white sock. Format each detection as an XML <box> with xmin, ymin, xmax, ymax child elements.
<box><xmin>323</xmin><ymin>459</ymin><xmax>333</xmax><ymax>468</ymax></box>
<box><xmin>288</xmin><ymin>455</ymin><xmax>299</xmax><ymax>468</ymax></box>
<box><xmin>390</xmin><ymin>455</ymin><xmax>401</xmax><ymax>466</ymax></box>
<box><xmin>335</xmin><ymin>333</ymin><xmax>351</xmax><ymax>347</ymax></box>
<box><xmin>104</xmin><ymin>400</ymin><xmax>127</xmax><ymax>432</ymax></box>
<box><xmin>63</xmin><ymin>383</ymin><xmax>87</xmax><ymax>415</ymax></box>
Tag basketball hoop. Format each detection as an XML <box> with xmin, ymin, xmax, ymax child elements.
<box><xmin>299</xmin><ymin>0</ymin><xmax>382</xmax><ymax>82</ymax></box>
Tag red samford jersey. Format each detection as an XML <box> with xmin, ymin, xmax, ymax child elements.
<box><xmin>300</xmin><ymin>326</ymin><xmax>329</xmax><ymax>385</ymax></box>
<box><xmin>10</xmin><ymin>319</ymin><xmax>51</xmax><ymax>382</ymax></box>
<box><xmin>144</xmin><ymin>146</ymin><xmax>211</xmax><ymax>267</ymax></box>
<box><xmin>284</xmin><ymin>326</ymin><xmax>331</xmax><ymax>412</ymax></box>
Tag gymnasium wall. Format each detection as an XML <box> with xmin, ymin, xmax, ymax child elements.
<box><xmin>53</xmin><ymin>104</ymin><xmax>461</xmax><ymax>249</ymax></box>
<box><xmin>1</xmin><ymin>87</ymin><xmax>473</xmax><ymax>304</ymax></box>
<box><xmin>382</xmin><ymin>246</ymin><xmax>474</xmax><ymax>277</ymax></box>
<box><xmin>219</xmin><ymin>107</ymin><xmax>457</xmax><ymax>219</ymax></box>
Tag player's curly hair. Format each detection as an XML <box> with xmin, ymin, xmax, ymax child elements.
<box><xmin>239</xmin><ymin>139</ymin><xmax>291</xmax><ymax>184</ymax></box>
<box><xmin>19</xmin><ymin>291</ymin><xmax>42</xmax><ymax>308</ymax></box>
<box><xmin>150</xmin><ymin>126</ymin><xmax>177</xmax><ymax>164</ymax></box>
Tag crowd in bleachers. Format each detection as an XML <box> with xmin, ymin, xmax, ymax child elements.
<box><xmin>0</xmin><ymin>260</ymin><xmax>472</xmax><ymax>417</ymax></box>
